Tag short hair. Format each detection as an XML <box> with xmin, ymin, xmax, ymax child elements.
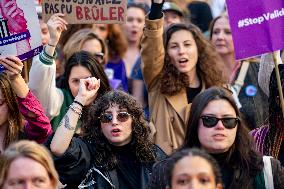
<box><xmin>166</xmin><ymin>148</ymin><xmax>223</xmax><ymax>188</ymax></box>
<box><xmin>0</xmin><ymin>140</ymin><xmax>59</xmax><ymax>188</ymax></box>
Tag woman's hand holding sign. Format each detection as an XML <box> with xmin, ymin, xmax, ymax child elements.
<box><xmin>0</xmin><ymin>56</ymin><xmax>23</xmax><ymax>79</ymax></box>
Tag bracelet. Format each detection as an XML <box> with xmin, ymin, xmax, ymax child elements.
<box><xmin>73</xmin><ymin>100</ymin><xmax>84</xmax><ymax>107</ymax></box>
<box><xmin>47</xmin><ymin>43</ymin><xmax>56</xmax><ymax>47</ymax></box>
<box><xmin>69</xmin><ymin>104</ymin><xmax>82</xmax><ymax>119</ymax></box>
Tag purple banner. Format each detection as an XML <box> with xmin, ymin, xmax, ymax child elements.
<box><xmin>18</xmin><ymin>45</ymin><xmax>43</xmax><ymax>61</ymax></box>
<box><xmin>0</xmin><ymin>31</ymin><xmax>31</xmax><ymax>46</ymax></box>
<box><xmin>226</xmin><ymin>0</ymin><xmax>284</xmax><ymax>60</ymax></box>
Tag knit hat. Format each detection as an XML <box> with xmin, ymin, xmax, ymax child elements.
<box><xmin>162</xmin><ymin>2</ymin><xmax>183</xmax><ymax>17</ymax></box>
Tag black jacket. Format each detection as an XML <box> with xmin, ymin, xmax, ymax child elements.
<box><xmin>53</xmin><ymin>137</ymin><xmax>167</xmax><ymax>189</ymax></box>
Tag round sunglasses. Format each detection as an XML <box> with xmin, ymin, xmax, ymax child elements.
<box><xmin>200</xmin><ymin>116</ymin><xmax>240</xmax><ymax>129</ymax></box>
<box><xmin>99</xmin><ymin>112</ymin><xmax>131</xmax><ymax>123</ymax></box>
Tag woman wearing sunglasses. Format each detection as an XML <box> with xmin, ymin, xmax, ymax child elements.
<box><xmin>148</xmin><ymin>87</ymin><xmax>284</xmax><ymax>189</ymax></box>
<box><xmin>49</xmin><ymin>78</ymin><xmax>167</xmax><ymax>188</ymax></box>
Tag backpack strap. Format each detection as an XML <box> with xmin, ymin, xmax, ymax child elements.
<box><xmin>233</xmin><ymin>61</ymin><xmax>250</xmax><ymax>95</ymax></box>
<box><xmin>263</xmin><ymin>156</ymin><xmax>274</xmax><ymax>189</ymax></box>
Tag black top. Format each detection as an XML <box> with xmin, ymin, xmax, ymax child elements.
<box><xmin>111</xmin><ymin>144</ymin><xmax>141</xmax><ymax>189</ymax></box>
<box><xmin>211</xmin><ymin>152</ymin><xmax>234</xmax><ymax>189</ymax></box>
<box><xmin>186</xmin><ymin>83</ymin><xmax>202</xmax><ymax>103</ymax></box>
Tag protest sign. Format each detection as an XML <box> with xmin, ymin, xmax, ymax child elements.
<box><xmin>42</xmin><ymin>0</ymin><xmax>127</xmax><ymax>24</ymax></box>
<box><xmin>0</xmin><ymin>0</ymin><xmax>43</xmax><ymax>61</ymax></box>
<box><xmin>226</xmin><ymin>0</ymin><xmax>284</xmax><ymax>60</ymax></box>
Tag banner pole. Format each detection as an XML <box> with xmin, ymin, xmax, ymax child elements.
<box><xmin>272</xmin><ymin>51</ymin><xmax>284</xmax><ymax>118</ymax></box>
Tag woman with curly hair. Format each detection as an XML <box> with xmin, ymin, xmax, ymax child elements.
<box><xmin>49</xmin><ymin>80</ymin><xmax>166</xmax><ymax>188</ymax></box>
<box><xmin>141</xmin><ymin>0</ymin><xmax>226</xmax><ymax>154</ymax></box>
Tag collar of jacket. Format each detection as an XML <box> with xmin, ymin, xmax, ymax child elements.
<box><xmin>164</xmin><ymin>83</ymin><xmax>205</xmax><ymax>121</ymax></box>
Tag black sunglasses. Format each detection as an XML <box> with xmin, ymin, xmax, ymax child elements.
<box><xmin>200</xmin><ymin>116</ymin><xmax>240</xmax><ymax>129</ymax></box>
<box><xmin>99</xmin><ymin>112</ymin><xmax>131</xmax><ymax>123</ymax></box>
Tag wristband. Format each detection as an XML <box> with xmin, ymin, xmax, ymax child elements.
<box><xmin>47</xmin><ymin>43</ymin><xmax>56</xmax><ymax>47</ymax></box>
<box><xmin>73</xmin><ymin>100</ymin><xmax>84</xmax><ymax>107</ymax></box>
<box><xmin>69</xmin><ymin>104</ymin><xmax>82</xmax><ymax>119</ymax></box>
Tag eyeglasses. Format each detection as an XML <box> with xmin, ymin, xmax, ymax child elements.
<box><xmin>94</xmin><ymin>52</ymin><xmax>104</xmax><ymax>64</ymax></box>
<box><xmin>99</xmin><ymin>112</ymin><xmax>131</xmax><ymax>123</ymax></box>
<box><xmin>200</xmin><ymin>116</ymin><xmax>240</xmax><ymax>129</ymax></box>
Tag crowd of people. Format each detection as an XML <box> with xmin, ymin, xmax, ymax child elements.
<box><xmin>0</xmin><ymin>0</ymin><xmax>284</xmax><ymax>189</ymax></box>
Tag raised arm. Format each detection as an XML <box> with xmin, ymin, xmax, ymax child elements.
<box><xmin>0</xmin><ymin>56</ymin><xmax>52</xmax><ymax>143</ymax></box>
<box><xmin>29</xmin><ymin>13</ymin><xmax>67</xmax><ymax>119</ymax></box>
<box><xmin>50</xmin><ymin>77</ymin><xmax>100</xmax><ymax>157</ymax></box>
<box><xmin>140</xmin><ymin>0</ymin><xmax>165</xmax><ymax>91</ymax></box>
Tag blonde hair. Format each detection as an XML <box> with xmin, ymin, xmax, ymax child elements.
<box><xmin>63</xmin><ymin>28</ymin><xmax>107</xmax><ymax>63</ymax></box>
<box><xmin>0</xmin><ymin>140</ymin><xmax>58</xmax><ymax>188</ymax></box>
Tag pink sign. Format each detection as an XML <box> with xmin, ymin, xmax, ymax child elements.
<box><xmin>0</xmin><ymin>0</ymin><xmax>42</xmax><ymax>61</ymax></box>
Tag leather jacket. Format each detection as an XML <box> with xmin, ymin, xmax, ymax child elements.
<box><xmin>52</xmin><ymin>137</ymin><xmax>167</xmax><ymax>189</ymax></box>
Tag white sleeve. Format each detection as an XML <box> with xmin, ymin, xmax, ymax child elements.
<box><xmin>29</xmin><ymin>55</ymin><xmax>64</xmax><ymax>119</ymax></box>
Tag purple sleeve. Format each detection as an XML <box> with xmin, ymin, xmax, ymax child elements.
<box><xmin>249</xmin><ymin>125</ymin><xmax>269</xmax><ymax>154</ymax></box>
<box><xmin>17</xmin><ymin>91</ymin><xmax>53</xmax><ymax>143</ymax></box>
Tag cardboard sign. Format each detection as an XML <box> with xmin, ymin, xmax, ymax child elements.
<box><xmin>42</xmin><ymin>0</ymin><xmax>127</xmax><ymax>24</ymax></box>
<box><xmin>0</xmin><ymin>0</ymin><xmax>43</xmax><ymax>61</ymax></box>
<box><xmin>226</xmin><ymin>0</ymin><xmax>284</xmax><ymax>60</ymax></box>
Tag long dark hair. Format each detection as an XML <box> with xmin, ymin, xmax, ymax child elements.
<box><xmin>59</xmin><ymin>51</ymin><xmax>111</xmax><ymax>99</ymax></box>
<box><xmin>160</xmin><ymin>23</ymin><xmax>225</xmax><ymax>96</ymax></box>
<box><xmin>81</xmin><ymin>90</ymin><xmax>156</xmax><ymax>170</ymax></box>
<box><xmin>166</xmin><ymin>148</ymin><xmax>223</xmax><ymax>188</ymax></box>
<box><xmin>183</xmin><ymin>87</ymin><xmax>263</xmax><ymax>186</ymax></box>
